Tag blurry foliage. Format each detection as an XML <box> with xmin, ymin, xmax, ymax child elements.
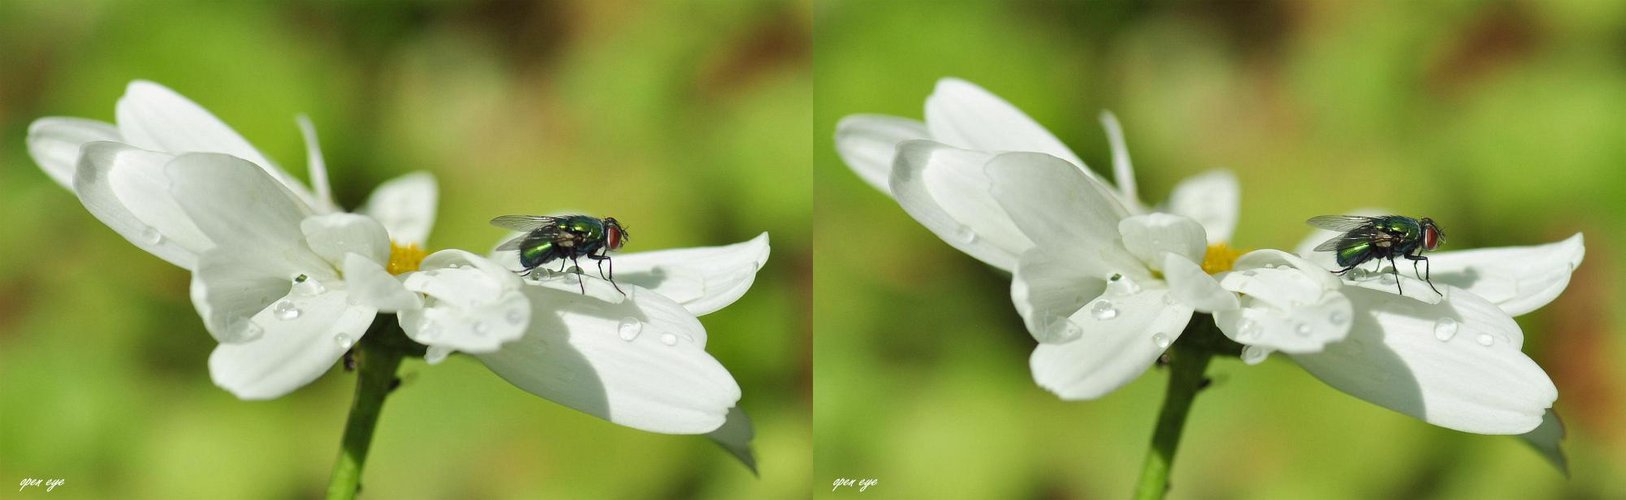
<box><xmin>814</xmin><ymin>1</ymin><xmax>1624</xmax><ymax>499</ymax></box>
<box><xmin>0</xmin><ymin>0</ymin><xmax>810</xmax><ymax>498</ymax></box>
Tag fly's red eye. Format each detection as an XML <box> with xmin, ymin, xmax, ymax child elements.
<box><xmin>606</xmin><ymin>228</ymin><xmax>623</xmax><ymax>250</ymax></box>
<box><xmin>1423</xmin><ymin>226</ymin><xmax>1439</xmax><ymax>250</ymax></box>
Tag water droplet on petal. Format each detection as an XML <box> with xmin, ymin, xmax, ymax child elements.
<box><xmin>954</xmin><ymin>226</ymin><xmax>977</xmax><ymax>244</ymax></box>
<box><xmin>618</xmin><ymin>317</ymin><xmax>643</xmax><ymax>341</ymax></box>
<box><xmin>1241</xmin><ymin>270</ymin><xmax>1257</xmax><ymax>277</ymax></box>
<box><xmin>1476</xmin><ymin>333</ymin><xmax>1494</xmax><ymax>346</ymax></box>
<box><xmin>292</xmin><ymin>274</ymin><xmax>325</xmax><ymax>296</ymax></box>
<box><xmin>272</xmin><ymin>300</ymin><xmax>301</xmax><ymax>320</ymax></box>
<box><xmin>1241</xmin><ymin>345</ymin><xmax>1269</xmax><ymax>365</ymax></box>
<box><xmin>506</xmin><ymin>309</ymin><xmax>525</xmax><ymax>325</ymax></box>
<box><xmin>1161</xmin><ymin>293</ymin><xmax>1176</xmax><ymax>305</ymax></box>
<box><xmin>140</xmin><ymin>227</ymin><xmax>163</xmax><ymax>245</ymax></box>
<box><xmin>1106</xmin><ymin>273</ymin><xmax>1140</xmax><ymax>296</ymax></box>
<box><xmin>473</xmin><ymin>321</ymin><xmax>489</xmax><ymax>335</ymax></box>
<box><xmin>334</xmin><ymin>334</ymin><xmax>353</xmax><ymax>349</ymax></box>
<box><xmin>1295</xmin><ymin>322</ymin><xmax>1312</xmax><ymax>337</ymax></box>
<box><xmin>1433</xmin><ymin>318</ymin><xmax>1459</xmax><ymax>341</ymax></box>
<box><xmin>660</xmin><ymin>333</ymin><xmax>678</xmax><ymax>346</ymax></box>
<box><xmin>1152</xmin><ymin>333</ymin><xmax>1172</xmax><ymax>349</ymax></box>
<box><xmin>1329</xmin><ymin>311</ymin><xmax>1348</xmax><ymax>325</ymax></box>
<box><xmin>1237</xmin><ymin>319</ymin><xmax>1261</xmax><ymax>339</ymax></box>
<box><xmin>1090</xmin><ymin>300</ymin><xmax>1119</xmax><ymax>320</ymax></box>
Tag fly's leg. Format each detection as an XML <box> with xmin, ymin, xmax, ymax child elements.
<box><xmin>1406</xmin><ymin>253</ymin><xmax>1441</xmax><ymax>296</ymax></box>
<box><xmin>570</xmin><ymin>256</ymin><xmax>585</xmax><ymax>294</ymax></box>
<box><xmin>1390</xmin><ymin>256</ymin><xmax>1404</xmax><ymax>296</ymax></box>
<box><xmin>590</xmin><ymin>251</ymin><xmax>625</xmax><ymax>296</ymax></box>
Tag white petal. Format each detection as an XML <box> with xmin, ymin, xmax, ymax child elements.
<box><xmin>1011</xmin><ymin>249</ymin><xmax>1104</xmax><ymax>343</ymax></box>
<box><xmin>1162</xmin><ymin>254</ymin><xmax>1237</xmax><ymax>313</ymax></box>
<box><xmin>73</xmin><ymin>142</ymin><xmax>211</xmax><ymax>269</ymax></box>
<box><xmin>297</xmin><ymin>115</ymin><xmax>334</xmax><ymax>213</ymax></box>
<box><xmin>476</xmin><ymin>285</ymin><xmax>739</xmax><ymax>434</ymax></box>
<box><xmin>1214</xmin><ymin>276</ymin><xmax>1352</xmax><ymax>354</ymax></box>
<box><xmin>208</xmin><ymin>288</ymin><xmax>376</xmax><ymax>400</ymax></box>
<box><xmin>361</xmin><ymin>172</ymin><xmax>439</xmax><ymax>246</ymax></box>
<box><xmin>342</xmin><ymin>253</ymin><xmax>420</xmax><ymax>312</ymax></box>
<box><xmin>1166</xmin><ymin>170</ymin><xmax>1239</xmax><ymax>244</ymax></box>
<box><xmin>28</xmin><ymin>117</ymin><xmax>120</xmax><ymax>190</ymax></box>
<box><xmin>301</xmin><ymin>214</ymin><xmax>391</xmax><ymax>269</ymax></box>
<box><xmin>399</xmin><ymin>250</ymin><xmax>527</xmax><ymax>354</ymax></box>
<box><xmin>889</xmin><ymin>140</ymin><xmax>1029</xmax><ymax>271</ymax></box>
<box><xmin>1030</xmin><ymin>288</ymin><xmax>1193</xmax><ymax>400</ymax></box>
<box><xmin>1518</xmin><ymin>410</ymin><xmax>1569</xmax><ymax>476</ymax></box>
<box><xmin>166</xmin><ymin>152</ymin><xmax>318</xmax><ymax>251</ymax></box>
<box><xmin>833</xmin><ymin>115</ymin><xmax>929</xmax><ymax>194</ymax></box>
<box><xmin>1291</xmin><ymin>287</ymin><xmax>1555</xmax><ymax>434</ymax></box>
<box><xmin>115</xmin><ymin>81</ymin><xmax>317</xmax><ymax>206</ymax></box>
<box><xmin>191</xmin><ymin>245</ymin><xmax>334</xmax><ymax>342</ymax></box>
<box><xmin>1234</xmin><ymin>249</ymin><xmax>1344</xmax><ymax>291</ymax></box>
<box><xmin>1118</xmin><ymin>214</ymin><xmax>1207</xmax><ymax>271</ymax></box>
<box><xmin>1424</xmin><ymin>234</ymin><xmax>1585</xmax><ymax>316</ymax></box>
<box><xmin>924</xmin><ymin>78</ymin><xmax>1086</xmax><ymax>169</ymax></box>
<box><xmin>1098</xmin><ymin>111</ymin><xmax>1141</xmax><ymax>211</ymax></box>
<box><xmin>706</xmin><ymin>407</ymin><xmax>758</xmax><ymax>474</ymax></box>
<box><xmin>984</xmin><ymin>151</ymin><xmax>1139</xmax><ymax>277</ymax></box>
<box><xmin>611</xmin><ymin>233</ymin><xmax>770</xmax><ymax>316</ymax></box>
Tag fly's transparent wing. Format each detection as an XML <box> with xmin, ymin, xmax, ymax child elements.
<box><xmin>490</xmin><ymin>215</ymin><xmax>563</xmax><ymax>232</ymax></box>
<box><xmin>495</xmin><ymin>234</ymin><xmax>530</xmax><ymax>251</ymax></box>
<box><xmin>1306</xmin><ymin>215</ymin><xmax>1381</xmax><ymax>232</ymax></box>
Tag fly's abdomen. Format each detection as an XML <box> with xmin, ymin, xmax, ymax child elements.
<box><xmin>520</xmin><ymin>239</ymin><xmax>556</xmax><ymax>269</ymax></box>
<box><xmin>1335</xmin><ymin>242</ymin><xmax>1371</xmax><ymax>267</ymax></box>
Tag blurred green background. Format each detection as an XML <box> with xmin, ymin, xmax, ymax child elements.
<box><xmin>815</xmin><ymin>1</ymin><xmax>1623</xmax><ymax>499</ymax></box>
<box><xmin>0</xmin><ymin>0</ymin><xmax>809</xmax><ymax>498</ymax></box>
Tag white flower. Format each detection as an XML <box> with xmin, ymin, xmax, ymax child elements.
<box><xmin>835</xmin><ymin>77</ymin><xmax>1581</xmax><ymax>435</ymax></box>
<box><xmin>30</xmin><ymin>81</ymin><xmax>771</xmax><ymax>434</ymax></box>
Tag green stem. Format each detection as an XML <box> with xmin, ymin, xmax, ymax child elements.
<box><xmin>325</xmin><ymin>331</ymin><xmax>403</xmax><ymax>500</ymax></box>
<box><xmin>1132</xmin><ymin>342</ymin><xmax>1213</xmax><ymax>500</ymax></box>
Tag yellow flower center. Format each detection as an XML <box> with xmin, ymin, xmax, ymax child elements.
<box><xmin>1201</xmin><ymin>243</ymin><xmax>1243</xmax><ymax>274</ymax></box>
<box><xmin>387</xmin><ymin>242</ymin><xmax>427</xmax><ymax>275</ymax></box>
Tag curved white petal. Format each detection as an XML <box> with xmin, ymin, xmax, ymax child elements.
<box><xmin>361</xmin><ymin>172</ymin><xmax>439</xmax><ymax>246</ymax></box>
<box><xmin>1291</xmin><ymin>287</ymin><xmax>1555</xmax><ymax>434</ymax></box>
<box><xmin>165</xmin><ymin>152</ymin><xmax>320</xmax><ymax>260</ymax></box>
<box><xmin>73</xmin><ymin>142</ymin><xmax>211</xmax><ymax>269</ymax></box>
<box><xmin>1098</xmin><ymin>111</ymin><xmax>1142</xmax><ymax>212</ymax></box>
<box><xmin>476</xmin><ymin>285</ymin><xmax>739</xmax><ymax>434</ymax></box>
<box><xmin>191</xmin><ymin>245</ymin><xmax>334</xmax><ymax>342</ymax></box>
<box><xmin>28</xmin><ymin>117</ymin><xmax>120</xmax><ymax>190</ymax></box>
<box><xmin>1166</xmin><ymin>170</ymin><xmax>1239</xmax><ymax>244</ymax></box>
<box><xmin>301</xmin><ymin>214</ymin><xmax>391</xmax><ymax>269</ymax></box>
<box><xmin>611</xmin><ymin>233</ymin><xmax>770</xmax><ymax>316</ymax></box>
<box><xmin>1118</xmin><ymin>214</ymin><xmax>1207</xmax><ymax>271</ymax></box>
<box><xmin>924</xmin><ymin>78</ymin><xmax>1086</xmax><ymax>171</ymax></box>
<box><xmin>296</xmin><ymin>115</ymin><xmax>334</xmax><ymax>213</ymax></box>
<box><xmin>1216</xmin><ymin>250</ymin><xmax>1352</xmax><ymax>353</ymax></box>
<box><xmin>1012</xmin><ymin>249</ymin><xmax>1104</xmax><ymax>344</ymax></box>
<box><xmin>890</xmin><ymin>140</ymin><xmax>1029</xmax><ymax>271</ymax></box>
<box><xmin>985</xmin><ymin>151</ymin><xmax>1139</xmax><ymax>277</ymax></box>
<box><xmin>833</xmin><ymin>115</ymin><xmax>929</xmax><ymax>194</ymax></box>
<box><xmin>208</xmin><ymin>288</ymin><xmax>376</xmax><ymax>400</ymax></box>
<box><xmin>1030</xmin><ymin>287</ymin><xmax>1194</xmax><ymax>400</ymax></box>
<box><xmin>1162</xmin><ymin>254</ymin><xmax>1237</xmax><ymax>313</ymax></box>
<box><xmin>342</xmin><ymin>253</ymin><xmax>420</xmax><ymax>312</ymax></box>
<box><xmin>1424</xmin><ymin>234</ymin><xmax>1585</xmax><ymax>316</ymax></box>
<box><xmin>399</xmin><ymin>250</ymin><xmax>528</xmax><ymax>355</ymax></box>
<box><xmin>115</xmin><ymin>81</ymin><xmax>317</xmax><ymax>206</ymax></box>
